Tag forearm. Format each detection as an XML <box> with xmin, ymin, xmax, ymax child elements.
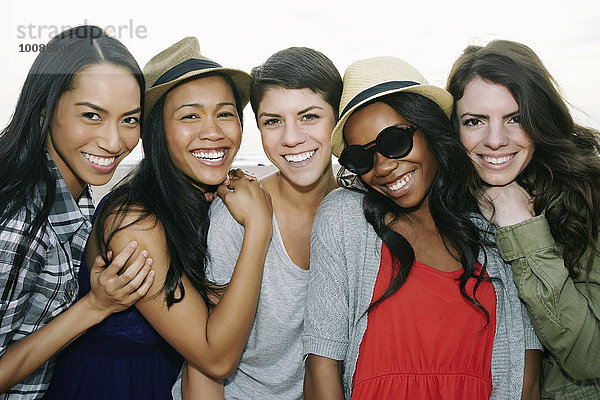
<box><xmin>304</xmin><ymin>354</ymin><xmax>344</xmax><ymax>400</ymax></box>
<box><xmin>521</xmin><ymin>349</ymin><xmax>541</xmax><ymax>400</ymax></box>
<box><xmin>0</xmin><ymin>294</ymin><xmax>107</xmax><ymax>392</ymax></box>
<box><xmin>182</xmin><ymin>361</ymin><xmax>224</xmax><ymax>400</ymax></box>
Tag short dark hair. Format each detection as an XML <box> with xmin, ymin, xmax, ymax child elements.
<box><xmin>250</xmin><ymin>47</ymin><xmax>342</xmax><ymax>120</ymax></box>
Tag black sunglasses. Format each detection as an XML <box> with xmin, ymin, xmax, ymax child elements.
<box><xmin>339</xmin><ymin>125</ymin><xmax>417</xmax><ymax>175</ymax></box>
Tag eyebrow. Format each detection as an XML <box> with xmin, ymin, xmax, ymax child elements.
<box><xmin>175</xmin><ymin>102</ymin><xmax>236</xmax><ymax>111</ymax></box>
<box><xmin>258</xmin><ymin>112</ymin><xmax>280</xmax><ymax>118</ymax></box>
<box><xmin>503</xmin><ymin>110</ymin><xmax>520</xmax><ymax>119</ymax></box>
<box><xmin>123</xmin><ymin>107</ymin><xmax>141</xmax><ymax>116</ymax></box>
<box><xmin>459</xmin><ymin>112</ymin><xmax>487</xmax><ymax>119</ymax></box>
<box><xmin>459</xmin><ymin>109</ymin><xmax>520</xmax><ymax>119</ymax></box>
<box><xmin>75</xmin><ymin>102</ymin><xmax>140</xmax><ymax>117</ymax></box>
<box><xmin>258</xmin><ymin>105</ymin><xmax>325</xmax><ymax>119</ymax></box>
<box><xmin>298</xmin><ymin>105</ymin><xmax>324</xmax><ymax>115</ymax></box>
<box><xmin>75</xmin><ymin>102</ymin><xmax>107</xmax><ymax>114</ymax></box>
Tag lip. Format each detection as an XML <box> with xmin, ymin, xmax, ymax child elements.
<box><xmin>282</xmin><ymin>149</ymin><xmax>317</xmax><ymax>167</ymax></box>
<box><xmin>83</xmin><ymin>152</ymin><xmax>119</xmax><ymax>173</ymax></box>
<box><xmin>191</xmin><ymin>147</ymin><xmax>229</xmax><ymax>167</ymax></box>
<box><xmin>477</xmin><ymin>152</ymin><xmax>517</xmax><ymax>170</ymax></box>
<box><xmin>380</xmin><ymin>169</ymin><xmax>415</xmax><ymax>197</ymax></box>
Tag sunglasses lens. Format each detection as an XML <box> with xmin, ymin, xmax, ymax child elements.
<box><xmin>378</xmin><ymin>126</ymin><xmax>413</xmax><ymax>158</ymax></box>
<box><xmin>339</xmin><ymin>146</ymin><xmax>373</xmax><ymax>175</ymax></box>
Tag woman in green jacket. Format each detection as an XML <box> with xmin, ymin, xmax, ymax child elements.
<box><xmin>447</xmin><ymin>39</ymin><xmax>600</xmax><ymax>399</ymax></box>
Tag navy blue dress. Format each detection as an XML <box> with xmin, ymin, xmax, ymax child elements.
<box><xmin>44</xmin><ymin>204</ymin><xmax>183</xmax><ymax>400</ymax></box>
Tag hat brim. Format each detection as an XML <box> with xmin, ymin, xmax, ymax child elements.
<box><xmin>331</xmin><ymin>84</ymin><xmax>453</xmax><ymax>158</ymax></box>
<box><xmin>143</xmin><ymin>67</ymin><xmax>252</xmax><ymax>126</ymax></box>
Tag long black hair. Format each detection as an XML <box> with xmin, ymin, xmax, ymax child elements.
<box><xmin>447</xmin><ymin>40</ymin><xmax>600</xmax><ymax>282</ymax></box>
<box><xmin>0</xmin><ymin>25</ymin><xmax>143</xmax><ymax>299</ymax></box>
<box><xmin>93</xmin><ymin>72</ymin><xmax>244</xmax><ymax>309</ymax></box>
<box><xmin>341</xmin><ymin>92</ymin><xmax>488</xmax><ymax>321</ymax></box>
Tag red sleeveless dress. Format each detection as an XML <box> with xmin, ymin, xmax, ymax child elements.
<box><xmin>352</xmin><ymin>244</ymin><xmax>496</xmax><ymax>400</ymax></box>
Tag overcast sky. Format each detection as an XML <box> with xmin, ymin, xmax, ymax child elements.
<box><xmin>2</xmin><ymin>0</ymin><xmax>599</xmax><ymax>164</ymax></box>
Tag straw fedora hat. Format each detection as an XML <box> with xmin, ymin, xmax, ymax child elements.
<box><xmin>143</xmin><ymin>37</ymin><xmax>252</xmax><ymax>125</ymax></box>
<box><xmin>330</xmin><ymin>56</ymin><xmax>453</xmax><ymax>157</ymax></box>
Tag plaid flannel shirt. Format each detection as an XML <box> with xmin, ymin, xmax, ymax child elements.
<box><xmin>0</xmin><ymin>154</ymin><xmax>94</xmax><ymax>399</ymax></box>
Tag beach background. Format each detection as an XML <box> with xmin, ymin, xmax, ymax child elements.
<box><xmin>91</xmin><ymin>163</ymin><xmax>278</xmax><ymax>204</ymax></box>
<box><xmin>1</xmin><ymin>0</ymin><xmax>599</xmax><ymax>204</ymax></box>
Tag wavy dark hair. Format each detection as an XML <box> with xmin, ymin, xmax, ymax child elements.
<box><xmin>93</xmin><ymin>72</ymin><xmax>244</xmax><ymax>309</ymax></box>
<box><xmin>340</xmin><ymin>92</ymin><xmax>488</xmax><ymax>320</ymax></box>
<box><xmin>0</xmin><ymin>25</ymin><xmax>143</xmax><ymax>301</ymax></box>
<box><xmin>447</xmin><ymin>39</ymin><xmax>600</xmax><ymax>282</ymax></box>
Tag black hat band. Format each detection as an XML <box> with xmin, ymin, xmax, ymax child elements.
<box><xmin>341</xmin><ymin>80</ymin><xmax>420</xmax><ymax>117</ymax></box>
<box><xmin>152</xmin><ymin>58</ymin><xmax>223</xmax><ymax>88</ymax></box>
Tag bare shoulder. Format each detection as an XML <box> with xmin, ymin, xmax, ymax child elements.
<box><xmin>99</xmin><ymin>207</ymin><xmax>168</xmax><ymax>273</ymax></box>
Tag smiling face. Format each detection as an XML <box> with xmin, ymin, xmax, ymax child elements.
<box><xmin>163</xmin><ymin>75</ymin><xmax>242</xmax><ymax>190</ymax></box>
<box><xmin>344</xmin><ymin>101</ymin><xmax>438</xmax><ymax>209</ymax></box>
<box><xmin>457</xmin><ymin>77</ymin><xmax>535</xmax><ymax>187</ymax></box>
<box><xmin>257</xmin><ymin>87</ymin><xmax>336</xmax><ymax>188</ymax></box>
<box><xmin>45</xmin><ymin>63</ymin><xmax>141</xmax><ymax>198</ymax></box>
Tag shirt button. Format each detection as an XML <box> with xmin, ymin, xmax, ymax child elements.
<box><xmin>64</xmin><ymin>280</ymin><xmax>77</xmax><ymax>302</ymax></box>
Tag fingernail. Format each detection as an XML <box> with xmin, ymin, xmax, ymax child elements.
<box><xmin>130</xmin><ymin>241</ymin><xmax>138</xmax><ymax>248</ymax></box>
<box><xmin>224</xmin><ymin>176</ymin><xmax>230</xmax><ymax>185</ymax></box>
<box><xmin>141</xmin><ymin>250</ymin><xmax>148</xmax><ymax>257</ymax></box>
<box><xmin>107</xmin><ymin>251</ymin><xmax>113</xmax><ymax>259</ymax></box>
<box><xmin>147</xmin><ymin>258</ymin><xmax>153</xmax><ymax>265</ymax></box>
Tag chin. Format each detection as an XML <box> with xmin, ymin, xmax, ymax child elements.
<box><xmin>84</xmin><ymin>173</ymin><xmax>116</xmax><ymax>187</ymax></box>
<box><xmin>197</xmin><ymin>174</ymin><xmax>227</xmax><ymax>187</ymax></box>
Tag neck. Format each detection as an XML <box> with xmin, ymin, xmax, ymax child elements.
<box><xmin>269</xmin><ymin>164</ymin><xmax>337</xmax><ymax>212</ymax></box>
<box><xmin>387</xmin><ymin>194</ymin><xmax>436</xmax><ymax>232</ymax></box>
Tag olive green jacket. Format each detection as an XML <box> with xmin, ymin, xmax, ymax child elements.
<box><xmin>496</xmin><ymin>215</ymin><xmax>600</xmax><ymax>399</ymax></box>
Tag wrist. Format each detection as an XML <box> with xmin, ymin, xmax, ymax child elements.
<box><xmin>244</xmin><ymin>219</ymin><xmax>273</xmax><ymax>237</ymax></box>
<box><xmin>79</xmin><ymin>293</ymin><xmax>112</xmax><ymax>324</ymax></box>
<box><xmin>495</xmin><ymin>210</ymin><xmax>535</xmax><ymax>227</ymax></box>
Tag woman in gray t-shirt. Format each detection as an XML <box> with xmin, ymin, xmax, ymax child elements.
<box><xmin>180</xmin><ymin>47</ymin><xmax>342</xmax><ymax>399</ymax></box>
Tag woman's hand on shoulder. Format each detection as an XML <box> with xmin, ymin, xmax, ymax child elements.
<box><xmin>479</xmin><ymin>181</ymin><xmax>535</xmax><ymax>227</ymax></box>
<box><xmin>86</xmin><ymin>240</ymin><xmax>155</xmax><ymax>316</ymax></box>
<box><xmin>216</xmin><ymin>169</ymin><xmax>272</xmax><ymax>233</ymax></box>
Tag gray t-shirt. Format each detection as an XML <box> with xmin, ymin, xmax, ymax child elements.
<box><xmin>173</xmin><ymin>197</ymin><xmax>309</xmax><ymax>399</ymax></box>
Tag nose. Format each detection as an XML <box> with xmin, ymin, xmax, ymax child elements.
<box><xmin>200</xmin><ymin>116</ymin><xmax>226</xmax><ymax>141</ymax></box>
<box><xmin>371</xmin><ymin>151</ymin><xmax>397</xmax><ymax>177</ymax></box>
<box><xmin>97</xmin><ymin>123</ymin><xmax>122</xmax><ymax>154</ymax></box>
<box><xmin>281</xmin><ymin>123</ymin><xmax>306</xmax><ymax>147</ymax></box>
<box><xmin>483</xmin><ymin>122</ymin><xmax>510</xmax><ymax>149</ymax></box>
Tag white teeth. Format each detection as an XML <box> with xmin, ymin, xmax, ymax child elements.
<box><xmin>192</xmin><ymin>149</ymin><xmax>226</xmax><ymax>161</ymax></box>
<box><xmin>83</xmin><ymin>153</ymin><xmax>115</xmax><ymax>166</ymax></box>
<box><xmin>386</xmin><ymin>171</ymin><xmax>413</xmax><ymax>191</ymax></box>
<box><xmin>284</xmin><ymin>150</ymin><xmax>316</xmax><ymax>163</ymax></box>
<box><xmin>482</xmin><ymin>154</ymin><xmax>514</xmax><ymax>164</ymax></box>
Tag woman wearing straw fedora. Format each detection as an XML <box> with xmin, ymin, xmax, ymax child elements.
<box><xmin>174</xmin><ymin>46</ymin><xmax>342</xmax><ymax>400</ymax></box>
<box><xmin>0</xmin><ymin>25</ymin><xmax>155</xmax><ymax>399</ymax></box>
<box><xmin>44</xmin><ymin>37</ymin><xmax>272</xmax><ymax>400</ymax></box>
<box><xmin>303</xmin><ymin>56</ymin><xmax>542</xmax><ymax>399</ymax></box>
<box><xmin>447</xmin><ymin>40</ymin><xmax>600</xmax><ymax>399</ymax></box>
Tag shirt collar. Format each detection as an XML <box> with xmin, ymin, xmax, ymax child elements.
<box><xmin>46</xmin><ymin>153</ymin><xmax>94</xmax><ymax>244</ymax></box>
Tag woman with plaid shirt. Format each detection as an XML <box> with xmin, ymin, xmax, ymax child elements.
<box><xmin>0</xmin><ymin>26</ymin><xmax>154</xmax><ymax>399</ymax></box>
